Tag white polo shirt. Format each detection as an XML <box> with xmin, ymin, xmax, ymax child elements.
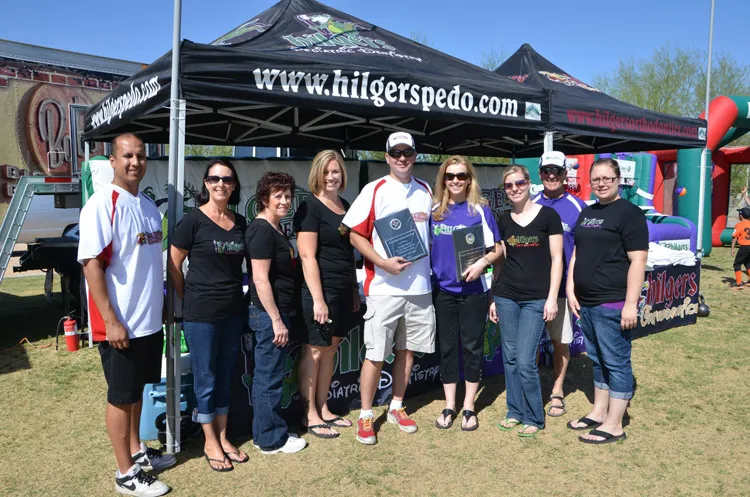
<box><xmin>77</xmin><ymin>183</ymin><xmax>164</xmax><ymax>341</ymax></box>
<box><xmin>343</xmin><ymin>175</ymin><xmax>432</xmax><ymax>296</ymax></box>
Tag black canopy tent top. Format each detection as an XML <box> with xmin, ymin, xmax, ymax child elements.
<box><xmin>494</xmin><ymin>43</ymin><xmax>707</xmax><ymax>155</ymax></box>
<box><xmin>83</xmin><ymin>0</ymin><xmax>551</xmax><ymax>157</ymax></box>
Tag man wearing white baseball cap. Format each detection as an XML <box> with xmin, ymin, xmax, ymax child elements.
<box><xmin>343</xmin><ymin>131</ymin><xmax>435</xmax><ymax>445</ymax></box>
<box><xmin>532</xmin><ymin>150</ymin><xmax>587</xmax><ymax>418</ymax></box>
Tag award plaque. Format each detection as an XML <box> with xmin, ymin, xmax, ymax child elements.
<box><xmin>452</xmin><ymin>225</ymin><xmax>486</xmax><ymax>280</ymax></box>
<box><xmin>373</xmin><ymin>209</ymin><xmax>428</xmax><ymax>262</ymax></box>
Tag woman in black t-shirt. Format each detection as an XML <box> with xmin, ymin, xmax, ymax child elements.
<box><xmin>566</xmin><ymin>158</ymin><xmax>648</xmax><ymax>444</ymax></box>
<box><xmin>246</xmin><ymin>172</ymin><xmax>307</xmax><ymax>454</ymax></box>
<box><xmin>168</xmin><ymin>160</ymin><xmax>247</xmax><ymax>471</ymax></box>
<box><xmin>488</xmin><ymin>165</ymin><xmax>563</xmax><ymax>437</ymax></box>
<box><xmin>294</xmin><ymin>150</ymin><xmax>359</xmax><ymax>439</ymax></box>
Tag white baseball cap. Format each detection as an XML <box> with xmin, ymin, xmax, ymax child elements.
<box><xmin>386</xmin><ymin>132</ymin><xmax>416</xmax><ymax>152</ymax></box>
<box><xmin>539</xmin><ymin>151</ymin><xmax>566</xmax><ymax>168</ymax></box>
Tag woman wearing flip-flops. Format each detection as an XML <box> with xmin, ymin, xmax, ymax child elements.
<box><xmin>489</xmin><ymin>165</ymin><xmax>564</xmax><ymax>438</ymax></box>
<box><xmin>294</xmin><ymin>151</ymin><xmax>359</xmax><ymax>439</ymax></box>
<box><xmin>429</xmin><ymin>156</ymin><xmax>502</xmax><ymax>432</ymax></box>
<box><xmin>566</xmin><ymin>158</ymin><xmax>648</xmax><ymax>444</ymax></box>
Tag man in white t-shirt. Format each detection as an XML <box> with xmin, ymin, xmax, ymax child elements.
<box><xmin>78</xmin><ymin>133</ymin><xmax>173</xmax><ymax>496</ymax></box>
<box><xmin>343</xmin><ymin>131</ymin><xmax>435</xmax><ymax>445</ymax></box>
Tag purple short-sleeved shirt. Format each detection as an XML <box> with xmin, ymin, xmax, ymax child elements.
<box><xmin>430</xmin><ymin>202</ymin><xmax>501</xmax><ymax>295</ymax></box>
<box><xmin>532</xmin><ymin>191</ymin><xmax>587</xmax><ymax>297</ymax></box>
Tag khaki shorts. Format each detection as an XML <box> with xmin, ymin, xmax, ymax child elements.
<box><xmin>545</xmin><ymin>298</ymin><xmax>574</xmax><ymax>344</ymax></box>
<box><xmin>363</xmin><ymin>294</ymin><xmax>436</xmax><ymax>362</ymax></box>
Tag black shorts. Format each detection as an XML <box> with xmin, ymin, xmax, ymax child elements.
<box><xmin>299</xmin><ymin>286</ymin><xmax>355</xmax><ymax>346</ymax></box>
<box><xmin>98</xmin><ymin>331</ymin><xmax>164</xmax><ymax>405</ymax></box>
<box><xmin>734</xmin><ymin>246</ymin><xmax>750</xmax><ymax>269</ymax></box>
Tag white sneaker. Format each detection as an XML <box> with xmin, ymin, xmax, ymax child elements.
<box><xmin>257</xmin><ymin>435</ymin><xmax>307</xmax><ymax>454</ymax></box>
<box><xmin>115</xmin><ymin>465</ymin><xmax>170</xmax><ymax>496</ymax></box>
<box><xmin>132</xmin><ymin>443</ymin><xmax>177</xmax><ymax>471</ymax></box>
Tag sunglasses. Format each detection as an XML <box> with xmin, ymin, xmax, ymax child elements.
<box><xmin>387</xmin><ymin>148</ymin><xmax>416</xmax><ymax>159</ymax></box>
<box><xmin>540</xmin><ymin>167</ymin><xmax>565</xmax><ymax>176</ymax></box>
<box><xmin>445</xmin><ymin>172</ymin><xmax>469</xmax><ymax>181</ymax></box>
<box><xmin>206</xmin><ymin>175</ymin><xmax>235</xmax><ymax>185</ymax></box>
<box><xmin>503</xmin><ymin>179</ymin><xmax>529</xmax><ymax>190</ymax></box>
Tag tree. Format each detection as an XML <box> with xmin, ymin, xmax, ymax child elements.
<box><xmin>477</xmin><ymin>47</ymin><xmax>508</xmax><ymax>71</ymax></box>
<box><xmin>183</xmin><ymin>144</ymin><xmax>234</xmax><ymax>157</ymax></box>
<box><xmin>592</xmin><ymin>44</ymin><xmax>750</xmax><ymax>129</ymax></box>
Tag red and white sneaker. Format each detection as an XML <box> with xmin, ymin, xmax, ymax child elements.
<box><xmin>356</xmin><ymin>416</ymin><xmax>377</xmax><ymax>445</ymax></box>
<box><xmin>387</xmin><ymin>407</ymin><xmax>418</xmax><ymax>433</ymax></box>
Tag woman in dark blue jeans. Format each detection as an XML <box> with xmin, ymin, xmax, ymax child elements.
<box><xmin>246</xmin><ymin>172</ymin><xmax>307</xmax><ymax>455</ymax></box>
<box><xmin>168</xmin><ymin>159</ymin><xmax>247</xmax><ymax>471</ymax></box>
<box><xmin>488</xmin><ymin>165</ymin><xmax>563</xmax><ymax>437</ymax></box>
<box><xmin>567</xmin><ymin>158</ymin><xmax>648</xmax><ymax>444</ymax></box>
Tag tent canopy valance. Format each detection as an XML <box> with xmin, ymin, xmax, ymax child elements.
<box><xmin>83</xmin><ymin>0</ymin><xmax>551</xmax><ymax>157</ymax></box>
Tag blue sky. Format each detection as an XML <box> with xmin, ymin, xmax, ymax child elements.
<box><xmin>2</xmin><ymin>0</ymin><xmax>748</xmax><ymax>82</ymax></box>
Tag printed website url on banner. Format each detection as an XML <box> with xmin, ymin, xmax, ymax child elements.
<box><xmin>253</xmin><ymin>68</ymin><xmax>537</xmax><ymax>118</ymax></box>
<box><xmin>566</xmin><ymin>109</ymin><xmax>700</xmax><ymax>138</ymax></box>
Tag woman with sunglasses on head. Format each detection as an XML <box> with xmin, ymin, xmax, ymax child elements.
<box><xmin>566</xmin><ymin>158</ymin><xmax>648</xmax><ymax>444</ymax></box>
<box><xmin>489</xmin><ymin>165</ymin><xmax>564</xmax><ymax>438</ymax></box>
<box><xmin>246</xmin><ymin>172</ymin><xmax>307</xmax><ymax>455</ymax></box>
<box><xmin>430</xmin><ymin>156</ymin><xmax>502</xmax><ymax>432</ymax></box>
<box><xmin>294</xmin><ymin>150</ymin><xmax>359</xmax><ymax>439</ymax></box>
<box><xmin>168</xmin><ymin>160</ymin><xmax>248</xmax><ymax>471</ymax></box>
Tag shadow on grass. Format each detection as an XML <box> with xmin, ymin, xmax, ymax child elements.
<box><xmin>701</xmin><ymin>264</ymin><xmax>723</xmax><ymax>271</ymax></box>
<box><xmin>0</xmin><ymin>290</ymin><xmax>70</xmax><ymax>375</ymax></box>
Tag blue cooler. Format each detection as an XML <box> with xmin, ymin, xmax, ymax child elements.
<box><xmin>140</xmin><ymin>353</ymin><xmax>195</xmax><ymax>441</ymax></box>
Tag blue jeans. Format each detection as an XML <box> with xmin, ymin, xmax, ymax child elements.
<box><xmin>248</xmin><ymin>304</ymin><xmax>291</xmax><ymax>451</ymax></box>
<box><xmin>183</xmin><ymin>314</ymin><xmax>245</xmax><ymax>424</ymax></box>
<box><xmin>494</xmin><ymin>297</ymin><xmax>546</xmax><ymax>429</ymax></box>
<box><xmin>579</xmin><ymin>305</ymin><xmax>634</xmax><ymax>400</ymax></box>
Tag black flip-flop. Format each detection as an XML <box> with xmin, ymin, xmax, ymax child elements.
<box><xmin>224</xmin><ymin>450</ymin><xmax>249</xmax><ymax>463</ymax></box>
<box><xmin>566</xmin><ymin>417</ymin><xmax>602</xmax><ymax>431</ymax></box>
<box><xmin>461</xmin><ymin>410</ymin><xmax>479</xmax><ymax>432</ymax></box>
<box><xmin>435</xmin><ymin>408</ymin><xmax>457</xmax><ymax>429</ymax></box>
<box><xmin>322</xmin><ymin>415</ymin><xmax>353</xmax><ymax>428</ymax></box>
<box><xmin>547</xmin><ymin>395</ymin><xmax>567</xmax><ymax>417</ymax></box>
<box><xmin>204</xmin><ymin>452</ymin><xmax>233</xmax><ymax>472</ymax></box>
<box><xmin>305</xmin><ymin>424</ymin><xmax>340</xmax><ymax>439</ymax></box>
<box><xmin>579</xmin><ymin>429</ymin><xmax>626</xmax><ymax>444</ymax></box>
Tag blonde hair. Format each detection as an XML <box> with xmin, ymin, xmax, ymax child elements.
<box><xmin>308</xmin><ymin>150</ymin><xmax>347</xmax><ymax>194</ymax></box>
<box><xmin>502</xmin><ymin>165</ymin><xmax>531</xmax><ymax>184</ymax></box>
<box><xmin>432</xmin><ymin>155</ymin><xmax>487</xmax><ymax>222</ymax></box>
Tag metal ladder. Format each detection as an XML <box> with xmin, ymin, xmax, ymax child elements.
<box><xmin>0</xmin><ymin>176</ymin><xmax>80</xmax><ymax>285</ymax></box>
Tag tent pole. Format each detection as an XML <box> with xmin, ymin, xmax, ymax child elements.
<box><xmin>165</xmin><ymin>0</ymin><xmax>183</xmax><ymax>455</ymax></box>
<box><xmin>697</xmin><ymin>0</ymin><xmax>715</xmax><ymax>258</ymax></box>
<box><xmin>84</xmin><ymin>140</ymin><xmax>93</xmax><ymax>349</ymax></box>
<box><xmin>543</xmin><ymin>132</ymin><xmax>554</xmax><ymax>153</ymax></box>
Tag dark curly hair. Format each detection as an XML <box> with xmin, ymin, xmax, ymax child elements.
<box><xmin>197</xmin><ymin>159</ymin><xmax>241</xmax><ymax>205</ymax></box>
<box><xmin>256</xmin><ymin>171</ymin><xmax>296</xmax><ymax>211</ymax></box>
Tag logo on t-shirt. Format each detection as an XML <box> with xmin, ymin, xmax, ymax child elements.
<box><xmin>580</xmin><ymin>217</ymin><xmax>604</xmax><ymax>229</ymax></box>
<box><xmin>433</xmin><ymin>223</ymin><xmax>467</xmax><ymax>236</ymax></box>
<box><xmin>213</xmin><ymin>240</ymin><xmax>245</xmax><ymax>255</ymax></box>
<box><xmin>136</xmin><ymin>231</ymin><xmax>163</xmax><ymax>246</ymax></box>
<box><xmin>562</xmin><ymin>222</ymin><xmax>572</xmax><ymax>233</ymax></box>
<box><xmin>505</xmin><ymin>234</ymin><xmax>540</xmax><ymax>248</ymax></box>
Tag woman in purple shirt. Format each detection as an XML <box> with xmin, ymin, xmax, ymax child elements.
<box><xmin>430</xmin><ymin>156</ymin><xmax>502</xmax><ymax>431</ymax></box>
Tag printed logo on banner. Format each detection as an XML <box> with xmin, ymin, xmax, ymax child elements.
<box><xmin>525</xmin><ymin>102</ymin><xmax>542</xmax><ymax>121</ymax></box>
<box><xmin>638</xmin><ymin>268</ymin><xmax>700</xmax><ymax>328</ymax></box>
<box><xmin>698</xmin><ymin>127</ymin><xmax>707</xmax><ymax>140</ymax></box>
<box><xmin>538</xmin><ymin>71</ymin><xmax>601</xmax><ymax>92</ymax></box>
<box><xmin>481</xmin><ymin>188</ymin><xmax>512</xmax><ymax>218</ymax></box>
<box><xmin>509</xmin><ymin>74</ymin><xmax>529</xmax><ymax>83</ymax></box>
<box><xmin>282</xmin><ymin>13</ymin><xmax>422</xmax><ymax>62</ymax></box>
<box><xmin>212</xmin><ymin>18</ymin><xmax>272</xmax><ymax>46</ymax></box>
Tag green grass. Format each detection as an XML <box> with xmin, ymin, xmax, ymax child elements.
<box><xmin>0</xmin><ymin>248</ymin><xmax>748</xmax><ymax>496</ymax></box>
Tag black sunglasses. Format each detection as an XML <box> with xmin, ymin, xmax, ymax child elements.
<box><xmin>503</xmin><ymin>179</ymin><xmax>529</xmax><ymax>190</ymax></box>
<box><xmin>206</xmin><ymin>175</ymin><xmax>235</xmax><ymax>185</ymax></box>
<box><xmin>387</xmin><ymin>148</ymin><xmax>416</xmax><ymax>159</ymax></box>
<box><xmin>540</xmin><ymin>166</ymin><xmax>565</xmax><ymax>176</ymax></box>
<box><xmin>445</xmin><ymin>172</ymin><xmax>469</xmax><ymax>181</ymax></box>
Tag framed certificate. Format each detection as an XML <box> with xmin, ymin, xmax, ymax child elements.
<box><xmin>452</xmin><ymin>225</ymin><xmax>486</xmax><ymax>281</ymax></box>
<box><xmin>373</xmin><ymin>209</ymin><xmax>428</xmax><ymax>262</ymax></box>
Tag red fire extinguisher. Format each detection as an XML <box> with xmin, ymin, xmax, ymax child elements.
<box><xmin>64</xmin><ymin>317</ymin><xmax>79</xmax><ymax>352</ymax></box>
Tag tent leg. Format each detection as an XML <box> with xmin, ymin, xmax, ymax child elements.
<box><xmin>543</xmin><ymin>132</ymin><xmax>554</xmax><ymax>153</ymax></box>
<box><xmin>84</xmin><ymin>141</ymin><xmax>94</xmax><ymax>349</ymax></box>
<box><xmin>165</xmin><ymin>0</ymin><xmax>183</xmax><ymax>456</ymax></box>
